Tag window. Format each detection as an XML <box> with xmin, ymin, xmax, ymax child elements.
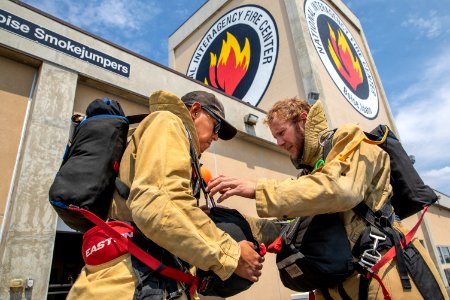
<box><xmin>437</xmin><ymin>246</ymin><xmax>450</xmax><ymax>264</ymax></box>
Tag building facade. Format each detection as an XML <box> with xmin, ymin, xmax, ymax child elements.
<box><xmin>0</xmin><ymin>0</ymin><xmax>449</xmax><ymax>299</ymax></box>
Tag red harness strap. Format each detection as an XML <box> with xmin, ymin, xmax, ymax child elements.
<box><xmin>70</xmin><ymin>207</ymin><xmax>201</xmax><ymax>295</ymax></box>
<box><xmin>372</xmin><ymin>206</ymin><xmax>428</xmax><ymax>273</ymax></box>
<box><xmin>364</xmin><ymin>206</ymin><xmax>429</xmax><ymax>300</ymax></box>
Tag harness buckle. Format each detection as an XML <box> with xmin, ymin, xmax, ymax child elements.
<box><xmin>168</xmin><ymin>288</ymin><xmax>183</xmax><ymax>300</ymax></box>
<box><xmin>356</xmin><ymin>261</ymin><xmax>375</xmax><ymax>280</ymax></box>
<box><xmin>360</xmin><ymin>249</ymin><xmax>382</xmax><ymax>268</ymax></box>
<box><xmin>369</xmin><ymin>230</ymin><xmax>386</xmax><ymax>252</ymax></box>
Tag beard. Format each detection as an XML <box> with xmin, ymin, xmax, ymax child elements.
<box><xmin>291</xmin><ymin>123</ymin><xmax>305</xmax><ymax>160</ymax></box>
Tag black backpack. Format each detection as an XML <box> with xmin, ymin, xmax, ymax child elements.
<box><xmin>276</xmin><ymin>214</ymin><xmax>354</xmax><ymax>292</ymax></box>
<box><xmin>49</xmin><ymin>100</ymin><xmax>261</xmax><ymax>296</ymax></box>
<box><xmin>196</xmin><ymin>207</ymin><xmax>258</xmax><ymax>297</ymax></box>
<box><xmin>364</xmin><ymin>125</ymin><xmax>438</xmax><ymax>219</ymax></box>
<box><xmin>49</xmin><ymin>98</ymin><xmax>146</xmax><ymax>232</ymax></box>
<box><xmin>274</xmin><ymin>124</ymin><xmax>438</xmax><ymax>293</ymax></box>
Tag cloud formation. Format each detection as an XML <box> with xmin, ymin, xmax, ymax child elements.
<box><xmin>401</xmin><ymin>10</ymin><xmax>449</xmax><ymax>39</ymax></box>
<box><xmin>394</xmin><ymin>48</ymin><xmax>450</xmax><ymax>194</ymax></box>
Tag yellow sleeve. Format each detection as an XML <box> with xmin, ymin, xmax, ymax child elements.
<box><xmin>255</xmin><ymin>124</ymin><xmax>392</xmax><ymax>219</ymax></box>
<box><xmin>128</xmin><ymin>112</ymin><xmax>240</xmax><ymax>280</ymax></box>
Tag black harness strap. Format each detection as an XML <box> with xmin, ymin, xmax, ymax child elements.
<box><xmin>323</xmin><ymin>130</ymin><xmax>412</xmax><ymax>293</ymax></box>
<box><xmin>126</xmin><ymin>114</ymin><xmax>148</xmax><ymax>124</ymax></box>
<box><xmin>320</xmin><ymin>287</ymin><xmax>334</xmax><ymax>300</ymax></box>
<box><xmin>337</xmin><ymin>282</ymin><xmax>352</xmax><ymax>300</ymax></box>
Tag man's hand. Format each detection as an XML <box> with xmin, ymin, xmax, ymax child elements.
<box><xmin>234</xmin><ymin>241</ymin><xmax>265</xmax><ymax>282</ymax></box>
<box><xmin>206</xmin><ymin>175</ymin><xmax>257</xmax><ymax>203</ymax></box>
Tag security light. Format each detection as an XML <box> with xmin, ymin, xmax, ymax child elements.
<box><xmin>244</xmin><ymin>113</ymin><xmax>259</xmax><ymax>126</ymax></box>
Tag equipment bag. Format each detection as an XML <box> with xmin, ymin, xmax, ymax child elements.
<box><xmin>275</xmin><ymin>214</ymin><xmax>354</xmax><ymax>292</ymax></box>
<box><xmin>49</xmin><ymin>98</ymin><xmax>147</xmax><ymax>232</ymax></box>
<box><xmin>365</xmin><ymin>125</ymin><xmax>438</xmax><ymax>219</ymax></box>
<box><xmin>271</xmin><ymin>124</ymin><xmax>438</xmax><ymax>294</ymax></box>
<box><xmin>189</xmin><ymin>146</ymin><xmax>264</xmax><ymax>297</ymax></box>
<box><xmin>321</xmin><ymin>125</ymin><xmax>441</xmax><ymax>299</ymax></box>
<box><xmin>196</xmin><ymin>206</ymin><xmax>260</xmax><ymax>298</ymax></box>
<box><xmin>322</xmin><ymin>124</ymin><xmax>437</xmax><ymax>219</ymax></box>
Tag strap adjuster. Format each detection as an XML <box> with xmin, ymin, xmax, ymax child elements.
<box><xmin>356</xmin><ymin>261</ymin><xmax>374</xmax><ymax>280</ymax></box>
<box><xmin>168</xmin><ymin>288</ymin><xmax>183</xmax><ymax>300</ymax></box>
<box><xmin>360</xmin><ymin>249</ymin><xmax>382</xmax><ymax>268</ymax></box>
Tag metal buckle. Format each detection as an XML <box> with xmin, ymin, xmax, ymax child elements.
<box><xmin>360</xmin><ymin>249</ymin><xmax>382</xmax><ymax>268</ymax></box>
<box><xmin>168</xmin><ymin>288</ymin><xmax>183</xmax><ymax>300</ymax></box>
<box><xmin>356</xmin><ymin>261</ymin><xmax>375</xmax><ymax>280</ymax></box>
<box><xmin>369</xmin><ymin>231</ymin><xmax>386</xmax><ymax>252</ymax></box>
<box><xmin>360</xmin><ymin>230</ymin><xmax>386</xmax><ymax>268</ymax></box>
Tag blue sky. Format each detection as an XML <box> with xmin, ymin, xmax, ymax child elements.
<box><xmin>21</xmin><ymin>0</ymin><xmax>450</xmax><ymax>195</ymax></box>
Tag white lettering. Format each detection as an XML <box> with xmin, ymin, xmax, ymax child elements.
<box><xmin>85</xmin><ymin>232</ymin><xmax>133</xmax><ymax>257</ymax></box>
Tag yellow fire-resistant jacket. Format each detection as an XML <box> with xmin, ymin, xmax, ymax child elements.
<box><xmin>252</xmin><ymin>100</ymin><xmax>448</xmax><ymax>299</ymax></box>
<box><xmin>68</xmin><ymin>90</ymin><xmax>240</xmax><ymax>300</ymax></box>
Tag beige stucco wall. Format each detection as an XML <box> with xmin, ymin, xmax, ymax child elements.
<box><xmin>403</xmin><ymin>205</ymin><xmax>450</xmax><ymax>270</ymax></box>
<box><xmin>301</xmin><ymin>0</ymin><xmax>395</xmax><ymax>132</ymax></box>
<box><xmin>0</xmin><ymin>56</ymin><xmax>36</xmax><ymax>226</ymax></box>
<box><xmin>1</xmin><ymin>0</ymin><xmax>449</xmax><ymax>299</ymax></box>
<box><xmin>170</xmin><ymin>0</ymin><xmax>306</xmax><ymax>112</ymax></box>
<box><xmin>169</xmin><ymin>0</ymin><xmax>397</xmax><ymax>134</ymax></box>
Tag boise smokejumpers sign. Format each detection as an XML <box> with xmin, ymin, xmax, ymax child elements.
<box><xmin>304</xmin><ymin>0</ymin><xmax>378</xmax><ymax>119</ymax></box>
<box><xmin>0</xmin><ymin>9</ymin><xmax>130</xmax><ymax>78</ymax></box>
<box><xmin>187</xmin><ymin>5</ymin><xmax>278</xmax><ymax>107</ymax></box>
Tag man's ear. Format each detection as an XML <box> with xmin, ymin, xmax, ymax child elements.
<box><xmin>299</xmin><ymin>111</ymin><xmax>308</xmax><ymax>121</ymax></box>
<box><xmin>189</xmin><ymin>102</ymin><xmax>202</xmax><ymax>120</ymax></box>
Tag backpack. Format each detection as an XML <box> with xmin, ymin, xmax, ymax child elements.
<box><xmin>49</xmin><ymin>99</ymin><xmax>260</xmax><ymax>297</ymax></box>
<box><xmin>318</xmin><ymin>124</ymin><xmax>437</xmax><ymax>220</ymax></box>
<box><xmin>189</xmin><ymin>141</ymin><xmax>263</xmax><ymax>298</ymax></box>
<box><xmin>196</xmin><ymin>207</ymin><xmax>259</xmax><ymax>297</ymax></box>
<box><xmin>272</xmin><ymin>124</ymin><xmax>440</xmax><ymax>297</ymax></box>
<box><xmin>49</xmin><ymin>98</ymin><xmax>146</xmax><ymax>232</ymax></box>
<box><xmin>49</xmin><ymin>98</ymin><xmax>206</xmax><ymax>296</ymax></box>
<box><xmin>364</xmin><ymin>125</ymin><xmax>438</xmax><ymax>219</ymax></box>
<box><xmin>276</xmin><ymin>214</ymin><xmax>354</xmax><ymax>292</ymax></box>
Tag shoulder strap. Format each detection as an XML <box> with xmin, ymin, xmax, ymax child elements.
<box><xmin>322</xmin><ymin>127</ymin><xmax>413</xmax><ymax>290</ymax></box>
<box><xmin>187</xmin><ymin>129</ymin><xmax>216</xmax><ymax>208</ymax></box>
<box><xmin>320</xmin><ymin>129</ymin><xmax>336</xmax><ymax>160</ymax></box>
<box><xmin>126</xmin><ymin>114</ymin><xmax>148</xmax><ymax>124</ymax></box>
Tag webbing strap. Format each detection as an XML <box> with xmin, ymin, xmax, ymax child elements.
<box><xmin>70</xmin><ymin>207</ymin><xmax>201</xmax><ymax>295</ymax></box>
<box><xmin>370</xmin><ymin>273</ymin><xmax>392</xmax><ymax>300</ymax></box>
<box><xmin>339</xmin><ymin>125</ymin><xmax>390</xmax><ymax>162</ymax></box>
<box><xmin>371</xmin><ymin>205</ymin><xmax>429</xmax><ymax>273</ymax></box>
<box><xmin>357</xmin><ymin>206</ymin><xmax>428</xmax><ymax>299</ymax></box>
<box><xmin>126</xmin><ymin>114</ymin><xmax>148</xmax><ymax>124</ymax></box>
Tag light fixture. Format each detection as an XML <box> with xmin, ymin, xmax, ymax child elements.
<box><xmin>244</xmin><ymin>113</ymin><xmax>259</xmax><ymax>126</ymax></box>
<box><xmin>308</xmin><ymin>92</ymin><xmax>320</xmax><ymax>104</ymax></box>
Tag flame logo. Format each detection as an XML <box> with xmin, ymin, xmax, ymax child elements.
<box><xmin>204</xmin><ymin>32</ymin><xmax>250</xmax><ymax>95</ymax></box>
<box><xmin>327</xmin><ymin>23</ymin><xmax>363</xmax><ymax>91</ymax></box>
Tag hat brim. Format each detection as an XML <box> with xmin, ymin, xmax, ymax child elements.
<box><xmin>216</xmin><ymin>115</ymin><xmax>237</xmax><ymax>140</ymax></box>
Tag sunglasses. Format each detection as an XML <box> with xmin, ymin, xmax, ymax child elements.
<box><xmin>202</xmin><ymin>106</ymin><xmax>222</xmax><ymax>134</ymax></box>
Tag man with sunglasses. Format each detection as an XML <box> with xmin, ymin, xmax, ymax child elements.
<box><xmin>68</xmin><ymin>90</ymin><xmax>264</xmax><ymax>300</ymax></box>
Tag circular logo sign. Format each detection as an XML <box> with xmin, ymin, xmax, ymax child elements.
<box><xmin>187</xmin><ymin>5</ymin><xmax>278</xmax><ymax>106</ymax></box>
<box><xmin>304</xmin><ymin>0</ymin><xmax>379</xmax><ymax>119</ymax></box>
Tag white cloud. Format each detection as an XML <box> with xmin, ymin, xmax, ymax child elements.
<box><xmin>24</xmin><ymin>0</ymin><xmax>162</xmax><ymax>33</ymax></box>
<box><xmin>422</xmin><ymin>167</ymin><xmax>450</xmax><ymax>195</ymax></box>
<box><xmin>23</xmin><ymin>0</ymin><xmax>166</xmax><ymax>61</ymax></box>
<box><xmin>394</xmin><ymin>48</ymin><xmax>450</xmax><ymax>194</ymax></box>
<box><xmin>401</xmin><ymin>10</ymin><xmax>447</xmax><ymax>39</ymax></box>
